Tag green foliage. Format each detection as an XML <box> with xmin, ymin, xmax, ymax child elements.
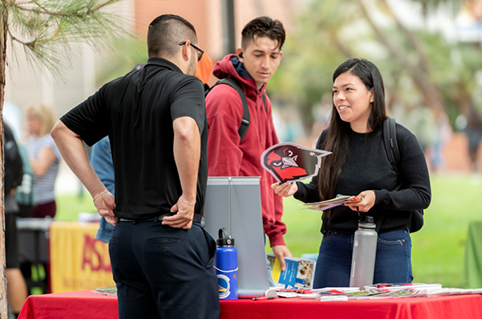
<box><xmin>269</xmin><ymin>0</ymin><xmax>360</xmax><ymax>130</ymax></box>
<box><xmin>6</xmin><ymin>0</ymin><xmax>131</xmax><ymax>76</ymax></box>
<box><xmin>411</xmin><ymin>174</ymin><xmax>482</xmax><ymax>287</ymax></box>
<box><xmin>56</xmin><ymin>193</ymin><xmax>96</xmax><ymax>221</ymax></box>
<box><xmin>269</xmin><ymin>0</ymin><xmax>482</xmax><ymax>130</ymax></box>
<box><xmin>95</xmin><ymin>37</ymin><xmax>148</xmax><ymax>86</ymax></box>
<box><xmin>409</xmin><ymin>0</ymin><xmax>462</xmax><ymax>17</ymax></box>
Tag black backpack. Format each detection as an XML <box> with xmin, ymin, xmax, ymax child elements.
<box><xmin>4</xmin><ymin>122</ymin><xmax>23</xmax><ymax>194</ymax></box>
<box><xmin>205</xmin><ymin>77</ymin><xmax>266</xmax><ymax>142</ymax></box>
<box><xmin>383</xmin><ymin>118</ymin><xmax>424</xmax><ymax>233</ymax></box>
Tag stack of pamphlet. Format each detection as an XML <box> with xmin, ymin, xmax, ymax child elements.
<box><xmin>360</xmin><ymin>283</ymin><xmax>482</xmax><ymax>298</ymax></box>
<box><xmin>93</xmin><ymin>286</ymin><xmax>117</xmax><ymax>296</ymax></box>
<box><xmin>263</xmin><ymin>283</ymin><xmax>482</xmax><ymax>300</ymax></box>
<box><xmin>301</xmin><ymin>195</ymin><xmax>362</xmax><ymax>211</ymax></box>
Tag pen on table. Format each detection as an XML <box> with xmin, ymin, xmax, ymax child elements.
<box><xmin>374</xmin><ymin>283</ymin><xmax>393</xmax><ymax>288</ymax></box>
<box><xmin>252</xmin><ymin>296</ymin><xmax>277</xmax><ymax>301</ymax></box>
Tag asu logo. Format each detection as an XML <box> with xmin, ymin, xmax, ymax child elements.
<box><xmin>217</xmin><ymin>274</ymin><xmax>231</xmax><ymax>299</ymax></box>
<box><xmin>261</xmin><ymin>143</ymin><xmax>331</xmax><ymax>183</ymax></box>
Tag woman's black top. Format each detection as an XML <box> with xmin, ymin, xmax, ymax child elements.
<box><xmin>295</xmin><ymin>123</ymin><xmax>431</xmax><ymax>234</ymax></box>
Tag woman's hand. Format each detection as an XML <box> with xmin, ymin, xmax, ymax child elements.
<box><xmin>344</xmin><ymin>190</ymin><xmax>375</xmax><ymax>213</ymax></box>
<box><xmin>271</xmin><ymin>182</ymin><xmax>298</xmax><ymax>197</ymax></box>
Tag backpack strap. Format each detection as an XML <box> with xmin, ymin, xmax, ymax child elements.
<box><xmin>383</xmin><ymin>118</ymin><xmax>400</xmax><ymax>168</ymax></box>
<box><xmin>383</xmin><ymin>118</ymin><xmax>402</xmax><ymax>190</ymax></box>
<box><xmin>389</xmin><ymin>118</ymin><xmax>401</xmax><ymax>164</ymax></box>
<box><xmin>378</xmin><ymin>118</ymin><xmax>400</xmax><ymax>232</ymax></box>
<box><xmin>212</xmin><ymin>77</ymin><xmax>250</xmax><ymax>142</ymax></box>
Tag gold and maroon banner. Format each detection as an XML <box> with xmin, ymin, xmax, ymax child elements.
<box><xmin>50</xmin><ymin>222</ymin><xmax>115</xmax><ymax>293</ymax></box>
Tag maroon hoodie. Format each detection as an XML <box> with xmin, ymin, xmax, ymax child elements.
<box><xmin>206</xmin><ymin>54</ymin><xmax>286</xmax><ymax>247</ymax></box>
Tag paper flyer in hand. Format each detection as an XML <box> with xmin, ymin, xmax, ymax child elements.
<box><xmin>260</xmin><ymin>143</ymin><xmax>332</xmax><ymax>183</ymax></box>
<box><xmin>302</xmin><ymin>195</ymin><xmax>362</xmax><ymax>211</ymax></box>
<box><xmin>267</xmin><ymin>254</ymin><xmax>316</xmax><ymax>289</ymax></box>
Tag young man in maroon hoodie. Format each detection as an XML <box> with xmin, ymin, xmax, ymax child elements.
<box><xmin>206</xmin><ymin>16</ymin><xmax>292</xmax><ymax>270</ymax></box>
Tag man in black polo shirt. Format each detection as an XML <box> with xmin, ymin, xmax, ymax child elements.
<box><xmin>51</xmin><ymin>14</ymin><xmax>219</xmax><ymax>319</ymax></box>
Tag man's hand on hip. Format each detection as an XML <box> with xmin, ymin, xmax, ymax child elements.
<box><xmin>163</xmin><ymin>195</ymin><xmax>195</xmax><ymax>229</ymax></box>
<box><xmin>93</xmin><ymin>191</ymin><xmax>116</xmax><ymax>226</ymax></box>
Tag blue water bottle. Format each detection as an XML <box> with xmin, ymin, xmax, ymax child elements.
<box><xmin>215</xmin><ymin>228</ymin><xmax>238</xmax><ymax>300</ymax></box>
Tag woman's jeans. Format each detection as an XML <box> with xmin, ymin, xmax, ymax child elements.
<box><xmin>313</xmin><ymin>229</ymin><xmax>413</xmax><ymax>288</ymax></box>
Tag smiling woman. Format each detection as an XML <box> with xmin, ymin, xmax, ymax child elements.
<box><xmin>271</xmin><ymin>58</ymin><xmax>431</xmax><ymax>289</ymax></box>
<box><xmin>332</xmin><ymin>72</ymin><xmax>374</xmax><ymax>133</ymax></box>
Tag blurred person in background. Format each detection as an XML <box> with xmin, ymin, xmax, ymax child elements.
<box><xmin>195</xmin><ymin>51</ymin><xmax>213</xmax><ymax>86</ymax></box>
<box><xmin>464</xmin><ymin>106</ymin><xmax>482</xmax><ymax>172</ymax></box>
<box><xmin>429</xmin><ymin>110</ymin><xmax>452</xmax><ymax>172</ymax></box>
<box><xmin>4</xmin><ymin>103</ymin><xmax>36</xmax><ymax>217</ymax></box>
<box><xmin>90</xmin><ymin>136</ymin><xmax>115</xmax><ymax>243</ymax></box>
<box><xmin>24</xmin><ymin>104</ymin><xmax>61</xmax><ymax>218</ymax></box>
<box><xmin>4</xmin><ymin>121</ymin><xmax>28</xmax><ymax>318</ymax></box>
<box><xmin>272</xmin><ymin>58</ymin><xmax>431</xmax><ymax>288</ymax></box>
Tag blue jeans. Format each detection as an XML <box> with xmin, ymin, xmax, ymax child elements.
<box><xmin>313</xmin><ymin>229</ymin><xmax>413</xmax><ymax>288</ymax></box>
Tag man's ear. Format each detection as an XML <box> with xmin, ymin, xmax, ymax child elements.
<box><xmin>236</xmin><ymin>48</ymin><xmax>244</xmax><ymax>62</ymax></box>
<box><xmin>181</xmin><ymin>41</ymin><xmax>191</xmax><ymax>62</ymax></box>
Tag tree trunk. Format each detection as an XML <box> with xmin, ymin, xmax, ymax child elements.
<box><xmin>0</xmin><ymin>4</ymin><xmax>8</xmax><ymax>318</ymax></box>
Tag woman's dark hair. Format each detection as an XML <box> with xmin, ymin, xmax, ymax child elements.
<box><xmin>241</xmin><ymin>16</ymin><xmax>286</xmax><ymax>50</ymax></box>
<box><xmin>317</xmin><ymin>58</ymin><xmax>387</xmax><ymax>203</ymax></box>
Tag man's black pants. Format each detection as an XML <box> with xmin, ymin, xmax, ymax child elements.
<box><xmin>109</xmin><ymin>220</ymin><xmax>220</xmax><ymax>319</ymax></box>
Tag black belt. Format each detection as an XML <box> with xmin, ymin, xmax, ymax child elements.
<box><xmin>119</xmin><ymin>213</ymin><xmax>202</xmax><ymax>223</ymax></box>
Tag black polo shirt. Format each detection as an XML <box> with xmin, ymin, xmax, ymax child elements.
<box><xmin>61</xmin><ymin>57</ymin><xmax>208</xmax><ymax>219</ymax></box>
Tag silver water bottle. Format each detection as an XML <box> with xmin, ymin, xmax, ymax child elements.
<box><xmin>349</xmin><ymin>215</ymin><xmax>377</xmax><ymax>289</ymax></box>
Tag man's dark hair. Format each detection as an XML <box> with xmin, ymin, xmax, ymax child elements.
<box><xmin>147</xmin><ymin>14</ymin><xmax>198</xmax><ymax>58</ymax></box>
<box><xmin>241</xmin><ymin>16</ymin><xmax>286</xmax><ymax>50</ymax></box>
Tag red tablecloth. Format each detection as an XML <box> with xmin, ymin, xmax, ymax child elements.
<box><xmin>18</xmin><ymin>290</ymin><xmax>482</xmax><ymax>319</ymax></box>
